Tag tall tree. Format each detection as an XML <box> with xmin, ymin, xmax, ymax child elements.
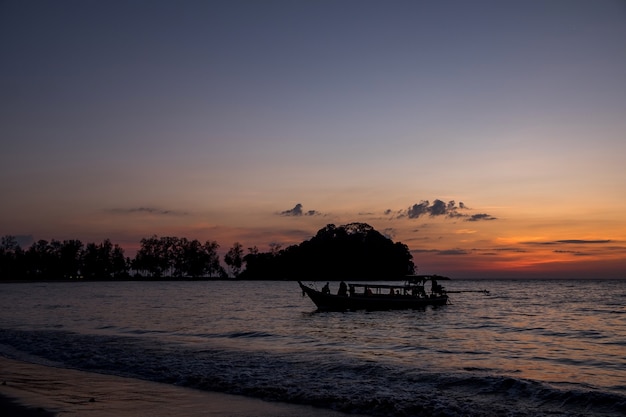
<box><xmin>25</xmin><ymin>240</ymin><xmax>54</xmax><ymax>278</ymax></box>
<box><xmin>58</xmin><ymin>239</ymin><xmax>84</xmax><ymax>279</ymax></box>
<box><xmin>224</xmin><ymin>242</ymin><xmax>244</xmax><ymax>277</ymax></box>
<box><xmin>0</xmin><ymin>235</ymin><xmax>23</xmax><ymax>280</ymax></box>
<box><xmin>111</xmin><ymin>243</ymin><xmax>129</xmax><ymax>278</ymax></box>
<box><xmin>134</xmin><ymin>235</ymin><xmax>165</xmax><ymax>278</ymax></box>
<box><xmin>203</xmin><ymin>240</ymin><xmax>223</xmax><ymax>277</ymax></box>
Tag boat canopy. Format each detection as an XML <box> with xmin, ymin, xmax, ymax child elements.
<box><xmin>406</xmin><ymin>274</ymin><xmax>450</xmax><ymax>283</ymax></box>
<box><xmin>343</xmin><ymin>275</ymin><xmax>450</xmax><ymax>290</ymax></box>
<box><xmin>348</xmin><ymin>283</ymin><xmax>413</xmax><ymax>290</ymax></box>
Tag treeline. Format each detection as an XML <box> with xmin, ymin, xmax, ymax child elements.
<box><xmin>0</xmin><ymin>223</ymin><xmax>415</xmax><ymax>281</ymax></box>
<box><xmin>0</xmin><ymin>235</ymin><xmax>243</xmax><ymax>281</ymax></box>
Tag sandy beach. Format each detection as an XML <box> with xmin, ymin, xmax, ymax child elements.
<box><xmin>0</xmin><ymin>357</ymin><xmax>366</xmax><ymax>417</ymax></box>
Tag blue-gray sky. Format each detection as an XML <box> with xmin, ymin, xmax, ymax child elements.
<box><xmin>2</xmin><ymin>0</ymin><xmax>625</xmax><ymax>277</ymax></box>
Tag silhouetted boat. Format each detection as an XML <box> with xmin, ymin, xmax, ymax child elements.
<box><xmin>298</xmin><ymin>275</ymin><xmax>450</xmax><ymax>311</ymax></box>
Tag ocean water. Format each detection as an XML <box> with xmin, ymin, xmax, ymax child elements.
<box><xmin>0</xmin><ymin>279</ymin><xmax>624</xmax><ymax>417</ymax></box>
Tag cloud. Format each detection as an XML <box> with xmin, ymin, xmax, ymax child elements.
<box><xmin>403</xmin><ymin>199</ymin><xmax>495</xmax><ymax>221</ymax></box>
<box><xmin>556</xmin><ymin>239</ymin><xmax>611</xmax><ymax>244</ymax></box>
<box><xmin>406</xmin><ymin>199</ymin><xmax>467</xmax><ymax>218</ymax></box>
<box><xmin>437</xmin><ymin>248</ymin><xmax>469</xmax><ymax>255</ymax></box>
<box><xmin>462</xmin><ymin>247</ymin><xmax>529</xmax><ymax>256</ymax></box>
<box><xmin>524</xmin><ymin>239</ymin><xmax>612</xmax><ymax>245</ymax></box>
<box><xmin>411</xmin><ymin>249</ymin><xmax>439</xmax><ymax>254</ymax></box>
<box><xmin>493</xmin><ymin>247</ymin><xmax>528</xmax><ymax>253</ymax></box>
<box><xmin>411</xmin><ymin>248</ymin><xmax>469</xmax><ymax>255</ymax></box>
<box><xmin>554</xmin><ymin>250</ymin><xmax>589</xmax><ymax>256</ymax></box>
<box><xmin>279</xmin><ymin>203</ymin><xmax>320</xmax><ymax>217</ymax></box>
<box><xmin>407</xmin><ymin>201</ymin><xmax>428</xmax><ymax>218</ymax></box>
<box><xmin>109</xmin><ymin>207</ymin><xmax>188</xmax><ymax>216</ymax></box>
<box><xmin>280</xmin><ymin>203</ymin><xmax>302</xmax><ymax>216</ymax></box>
<box><xmin>466</xmin><ymin>213</ymin><xmax>497</xmax><ymax>222</ymax></box>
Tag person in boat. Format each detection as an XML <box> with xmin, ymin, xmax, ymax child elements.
<box><xmin>322</xmin><ymin>282</ymin><xmax>330</xmax><ymax>294</ymax></box>
<box><xmin>338</xmin><ymin>281</ymin><xmax>348</xmax><ymax>296</ymax></box>
<box><xmin>431</xmin><ymin>278</ymin><xmax>444</xmax><ymax>294</ymax></box>
<box><xmin>412</xmin><ymin>285</ymin><xmax>426</xmax><ymax>297</ymax></box>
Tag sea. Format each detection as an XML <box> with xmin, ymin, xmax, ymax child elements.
<box><xmin>0</xmin><ymin>279</ymin><xmax>624</xmax><ymax>417</ymax></box>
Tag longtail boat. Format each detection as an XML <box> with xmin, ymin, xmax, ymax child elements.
<box><xmin>298</xmin><ymin>275</ymin><xmax>452</xmax><ymax>311</ymax></box>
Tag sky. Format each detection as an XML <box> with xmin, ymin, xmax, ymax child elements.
<box><xmin>1</xmin><ymin>0</ymin><xmax>625</xmax><ymax>278</ymax></box>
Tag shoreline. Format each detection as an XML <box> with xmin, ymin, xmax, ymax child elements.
<box><xmin>0</xmin><ymin>356</ymin><xmax>367</xmax><ymax>417</ymax></box>
<box><xmin>0</xmin><ymin>393</ymin><xmax>56</xmax><ymax>417</ymax></box>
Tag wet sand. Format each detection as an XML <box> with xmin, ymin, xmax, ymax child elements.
<box><xmin>0</xmin><ymin>357</ymin><xmax>365</xmax><ymax>417</ymax></box>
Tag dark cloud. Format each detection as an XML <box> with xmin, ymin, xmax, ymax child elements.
<box><xmin>407</xmin><ymin>201</ymin><xmax>430</xmax><ymax>218</ymax></box>
<box><xmin>411</xmin><ymin>248</ymin><xmax>469</xmax><ymax>255</ymax></box>
<box><xmin>280</xmin><ymin>203</ymin><xmax>303</xmax><ymax>216</ymax></box>
<box><xmin>404</xmin><ymin>199</ymin><xmax>492</xmax><ymax>221</ymax></box>
<box><xmin>470</xmin><ymin>247</ymin><xmax>528</xmax><ymax>255</ymax></box>
<box><xmin>411</xmin><ymin>249</ymin><xmax>439</xmax><ymax>254</ymax></box>
<box><xmin>430</xmin><ymin>199</ymin><xmax>448</xmax><ymax>216</ymax></box>
<box><xmin>554</xmin><ymin>250</ymin><xmax>589</xmax><ymax>256</ymax></box>
<box><xmin>524</xmin><ymin>239</ymin><xmax>612</xmax><ymax>245</ymax></box>
<box><xmin>279</xmin><ymin>203</ymin><xmax>320</xmax><ymax>217</ymax></box>
<box><xmin>493</xmin><ymin>247</ymin><xmax>527</xmax><ymax>253</ymax></box>
<box><xmin>109</xmin><ymin>207</ymin><xmax>188</xmax><ymax>216</ymax></box>
<box><xmin>437</xmin><ymin>249</ymin><xmax>469</xmax><ymax>255</ymax></box>
<box><xmin>557</xmin><ymin>239</ymin><xmax>611</xmax><ymax>244</ymax></box>
<box><xmin>466</xmin><ymin>213</ymin><xmax>497</xmax><ymax>222</ymax></box>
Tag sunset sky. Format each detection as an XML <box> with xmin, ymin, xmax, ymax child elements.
<box><xmin>1</xmin><ymin>0</ymin><xmax>625</xmax><ymax>278</ymax></box>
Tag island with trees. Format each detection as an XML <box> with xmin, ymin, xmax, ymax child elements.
<box><xmin>0</xmin><ymin>223</ymin><xmax>415</xmax><ymax>281</ymax></box>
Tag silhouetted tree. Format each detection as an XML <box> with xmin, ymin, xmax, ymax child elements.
<box><xmin>81</xmin><ymin>239</ymin><xmax>127</xmax><ymax>279</ymax></box>
<box><xmin>224</xmin><ymin>242</ymin><xmax>244</xmax><ymax>277</ymax></box>
<box><xmin>110</xmin><ymin>243</ymin><xmax>129</xmax><ymax>278</ymax></box>
<box><xmin>0</xmin><ymin>235</ymin><xmax>24</xmax><ymax>280</ymax></box>
<box><xmin>174</xmin><ymin>238</ymin><xmax>211</xmax><ymax>278</ymax></box>
<box><xmin>133</xmin><ymin>235</ymin><xmax>223</xmax><ymax>278</ymax></box>
<box><xmin>134</xmin><ymin>235</ymin><xmax>167</xmax><ymax>278</ymax></box>
<box><xmin>58</xmin><ymin>239</ymin><xmax>84</xmax><ymax>279</ymax></box>
<box><xmin>24</xmin><ymin>240</ymin><xmax>55</xmax><ymax>278</ymax></box>
<box><xmin>203</xmin><ymin>240</ymin><xmax>224</xmax><ymax>278</ymax></box>
<box><xmin>241</xmin><ymin>250</ymin><xmax>280</xmax><ymax>279</ymax></box>
<box><xmin>240</xmin><ymin>223</ymin><xmax>415</xmax><ymax>280</ymax></box>
<box><xmin>188</xmin><ymin>239</ymin><xmax>209</xmax><ymax>277</ymax></box>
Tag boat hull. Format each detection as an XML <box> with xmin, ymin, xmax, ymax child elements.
<box><xmin>298</xmin><ymin>281</ymin><xmax>448</xmax><ymax>311</ymax></box>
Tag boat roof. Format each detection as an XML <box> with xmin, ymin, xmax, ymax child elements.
<box><xmin>347</xmin><ymin>275</ymin><xmax>450</xmax><ymax>290</ymax></box>
<box><xmin>348</xmin><ymin>283</ymin><xmax>413</xmax><ymax>290</ymax></box>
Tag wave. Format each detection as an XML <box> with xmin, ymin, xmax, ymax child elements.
<box><xmin>225</xmin><ymin>330</ymin><xmax>277</xmax><ymax>339</ymax></box>
<box><xmin>0</xmin><ymin>328</ymin><xmax>624</xmax><ymax>417</ymax></box>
